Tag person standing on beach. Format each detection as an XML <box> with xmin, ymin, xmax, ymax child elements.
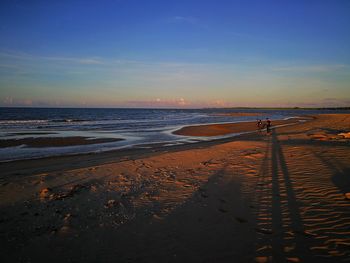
<box><xmin>266</xmin><ymin>118</ymin><xmax>271</xmax><ymax>134</ymax></box>
<box><xmin>257</xmin><ymin>119</ymin><xmax>263</xmax><ymax>132</ymax></box>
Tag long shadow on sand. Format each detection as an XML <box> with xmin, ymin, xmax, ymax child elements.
<box><xmin>271</xmin><ymin>130</ymin><xmax>310</xmax><ymax>259</ymax></box>
<box><xmin>253</xmin><ymin>130</ymin><xmax>311</xmax><ymax>262</ymax></box>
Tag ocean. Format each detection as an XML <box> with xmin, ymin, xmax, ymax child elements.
<box><xmin>0</xmin><ymin>107</ymin><xmax>346</xmax><ymax>162</ymax></box>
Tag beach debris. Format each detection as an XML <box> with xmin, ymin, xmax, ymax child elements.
<box><xmin>168</xmin><ymin>172</ymin><xmax>176</xmax><ymax>179</ymax></box>
<box><xmin>39</xmin><ymin>187</ymin><xmax>52</xmax><ymax>200</ymax></box>
<box><xmin>53</xmin><ymin>184</ymin><xmax>88</xmax><ymax>200</ymax></box>
<box><xmin>104</xmin><ymin>199</ymin><xmax>119</xmax><ymax>208</ymax></box>
<box><xmin>64</xmin><ymin>213</ymin><xmax>73</xmax><ymax>222</ymax></box>
<box><xmin>90</xmin><ymin>185</ymin><xmax>98</xmax><ymax>192</ymax></box>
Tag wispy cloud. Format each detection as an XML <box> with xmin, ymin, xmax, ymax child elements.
<box><xmin>322</xmin><ymin>98</ymin><xmax>350</xmax><ymax>107</ymax></box>
<box><xmin>168</xmin><ymin>16</ymin><xmax>198</xmax><ymax>24</ymax></box>
<box><xmin>272</xmin><ymin>64</ymin><xmax>348</xmax><ymax>73</ymax></box>
<box><xmin>0</xmin><ymin>51</ymin><xmax>104</xmax><ymax>65</ymax></box>
<box><xmin>2</xmin><ymin>96</ymin><xmax>33</xmax><ymax>106</ymax></box>
<box><xmin>0</xmin><ymin>64</ymin><xmax>20</xmax><ymax>69</ymax></box>
<box><xmin>124</xmin><ymin>97</ymin><xmax>191</xmax><ymax>108</ymax></box>
<box><xmin>45</xmin><ymin>56</ymin><xmax>104</xmax><ymax>65</ymax></box>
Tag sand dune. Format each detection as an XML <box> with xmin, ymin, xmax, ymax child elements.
<box><xmin>1</xmin><ymin>114</ymin><xmax>350</xmax><ymax>262</ymax></box>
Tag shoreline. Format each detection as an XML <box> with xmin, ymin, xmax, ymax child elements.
<box><xmin>0</xmin><ymin>115</ymin><xmax>306</xmax><ymax>163</ymax></box>
<box><xmin>0</xmin><ymin>116</ymin><xmax>313</xmax><ymax>173</ymax></box>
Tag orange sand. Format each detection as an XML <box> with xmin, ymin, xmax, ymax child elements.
<box><xmin>1</xmin><ymin>114</ymin><xmax>350</xmax><ymax>262</ymax></box>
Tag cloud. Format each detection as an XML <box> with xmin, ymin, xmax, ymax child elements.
<box><xmin>0</xmin><ymin>64</ymin><xmax>20</xmax><ymax>69</ymax></box>
<box><xmin>169</xmin><ymin>16</ymin><xmax>198</xmax><ymax>24</ymax></box>
<box><xmin>272</xmin><ymin>64</ymin><xmax>348</xmax><ymax>73</ymax></box>
<box><xmin>45</xmin><ymin>57</ymin><xmax>104</xmax><ymax>65</ymax></box>
<box><xmin>123</xmin><ymin>98</ymin><xmax>191</xmax><ymax>108</ymax></box>
<box><xmin>3</xmin><ymin>96</ymin><xmax>13</xmax><ymax>105</ymax></box>
<box><xmin>120</xmin><ymin>98</ymin><xmax>237</xmax><ymax>108</ymax></box>
<box><xmin>321</xmin><ymin>98</ymin><xmax>350</xmax><ymax>107</ymax></box>
<box><xmin>2</xmin><ymin>96</ymin><xmax>33</xmax><ymax>106</ymax></box>
<box><xmin>0</xmin><ymin>51</ymin><xmax>104</xmax><ymax>65</ymax></box>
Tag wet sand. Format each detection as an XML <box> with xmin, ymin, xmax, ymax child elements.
<box><xmin>0</xmin><ymin>136</ymin><xmax>123</xmax><ymax>148</ymax></box>
<box><xmin>1</xmin><ymin>114</ymin><xmax>350</xmax><ymax>262</ymax></box>
<box><xmin>173</xmin><ymin>118</ymin><xmax>308</xmax><ymax>137</ymax></box>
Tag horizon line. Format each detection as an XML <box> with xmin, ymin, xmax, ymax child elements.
<box><xmin>1</xmin><ymin>106</ymin><xmax>349</xmax><ymax>110</ymax></box>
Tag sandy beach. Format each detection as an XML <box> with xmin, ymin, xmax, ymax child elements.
<box><xmin>1</xmin><ymin>114</ymin><xmax>350</xmax><ymax>262</ymax></box>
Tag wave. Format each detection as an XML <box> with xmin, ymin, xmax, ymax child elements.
<box><xmin>0</xmin><ymin>120</ymin><xmax>48</xmax><ymax>125</ymax></box>
<box><xmin>51</xmin><ymin>119</ymin><xmax>89</xmax><ymax>123</ymax></box>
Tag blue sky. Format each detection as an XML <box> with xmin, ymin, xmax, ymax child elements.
<box><xmin>0</xmin><ymin>0</ymin><xmax>349</xmax><ymax>107</ymax></box>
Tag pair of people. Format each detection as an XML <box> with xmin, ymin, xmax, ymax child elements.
<box><xmin>257</xmin><ymin>118</ymin><xmax>271</xmax><ymax>133</ymax></box>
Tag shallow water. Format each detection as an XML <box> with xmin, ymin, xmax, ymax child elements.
<box><xmin>0</xmin><ymin>107</ymin><xmax>347</xmax><ymax>161</ymax></box>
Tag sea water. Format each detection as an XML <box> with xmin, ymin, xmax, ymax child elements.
<box><xmin>0</xmin><ymin>107</ymin><xmax>345</xmax><ymax>161</ymax></box>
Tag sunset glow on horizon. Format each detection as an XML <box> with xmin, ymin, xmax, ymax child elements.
<box><xmin>0</xmin><ymin>0</ymin><xmax>349</xmax><ymax>108</ymax></box>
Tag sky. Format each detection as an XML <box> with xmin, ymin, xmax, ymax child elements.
<box><xmin>0</xmin><ymin>0</ymin><xmax>349</xmax><ymax>108</ymax></box>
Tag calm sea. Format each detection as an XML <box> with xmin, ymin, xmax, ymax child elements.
<box><xmin>0</xmin><ymin>107</ymin><xmax>346</xmax><ymax>161</ymax></box>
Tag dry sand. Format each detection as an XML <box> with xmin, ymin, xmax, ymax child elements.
<box><xmin>1</xmin><ymin>114</ymin><xmax>350</xmax><ymax>262</ymax></box>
